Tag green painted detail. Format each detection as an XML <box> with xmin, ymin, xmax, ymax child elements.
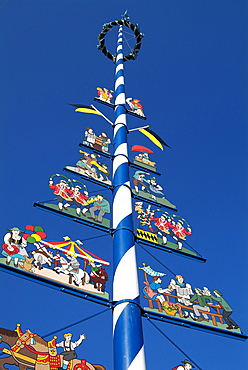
<box><xmin>162</xmin><ymin>239</ymin><xmax>197</xmax><ymax>256</ymax></box>
<box><xmin>44</xmin><ymin>203</ymin><xmax>111</xmax><ymax>228</ymax></box>
<box><xmin>132</xmin><ymin>189</ymin><xmax>177</xmax><ymax>209</ymax></box>
<box><xmin>144</xmin><ymin>306</ymin><xmax>242</xmax><ymax>334</ymax></box>
<box><xmin>133</xmin><ymin>160</ymin><xmax>157</xmax><ymax>172</ymax></box>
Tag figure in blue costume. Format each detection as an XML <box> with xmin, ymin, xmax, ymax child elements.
<box><xmin>143</xmin><ymin>276</ymin><xmax>168</xmax><ymax>305</ymax></box>
<box><xmin>143</xmin><ymin>177</ymin><xmax>165</xmax><ymax>200</ymax></box>
<box><xmin>96</xmin><ymin>162</ymin><xmax>110</xmax><ymax>182</ymax></box>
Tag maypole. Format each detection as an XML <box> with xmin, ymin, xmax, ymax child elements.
<box><xmin>1</xmin><ymin>10</ymin><xmax>248</xmax><ymax>370</ymax></box>
<box><xmin>111</xmin><ymin>21</ymin><xmax>146</xmax><ymax>370</ymax></box>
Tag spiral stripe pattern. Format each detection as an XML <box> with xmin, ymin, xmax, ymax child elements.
<box><xmin>112</xmin><ymin>26</ymin><xmax>146</xmax><ymax>370</ymax></box>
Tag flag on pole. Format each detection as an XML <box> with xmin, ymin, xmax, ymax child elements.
<box><xmin>138</xmin><ymin>127</ymin><xmax>170</xmax><ymax>150</ymax></box>
<box><xmin>69</xmin><ymin>103</ymin><xmax>113</xmax><ymax>125</ymax></box>
<box><xmin>139</xmin><ymin>265</ymin><xmax>167</xmax><ymax>277</ymax></box>
<box><xmin>68</xmin><ymin>104</ymin><xmax>102</xmax><ymax>115</ymax></box>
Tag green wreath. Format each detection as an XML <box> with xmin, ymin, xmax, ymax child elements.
<box><xmin>97</xmin><ymin>19</ymin><xmax>144</xmax><ymax>63</ymax></box>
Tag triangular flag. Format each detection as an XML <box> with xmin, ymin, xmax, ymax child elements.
<box><xmin>68</xmin><ymin>104</ymin><xmax>102</xmax><ymax>115</ymax></box>
<box><xmin>138</xmin><ymin>127</ymin><xmax>170</xmax><ymax>150</ymax></box>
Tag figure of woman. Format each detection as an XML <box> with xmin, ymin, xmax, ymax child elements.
<box><xmin>2</xmin><ymin>227</ymin><xmax>28</xmax><ymax>267</ymax></box>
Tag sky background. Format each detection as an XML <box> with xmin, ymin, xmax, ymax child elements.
<box><xmin>1</xmin><ymin>1</ymin><xmax>248</xmax><ymax>369</ymax></box>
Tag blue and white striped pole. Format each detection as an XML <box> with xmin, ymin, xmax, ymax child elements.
<box><xmin>112</xmin><ymin>26</ymin><xmax>146</xmax><ymax>370</ymax></box>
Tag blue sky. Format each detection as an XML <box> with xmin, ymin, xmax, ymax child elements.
<box><xmin>1</xmin><ymin>1</ymin><xmax>248</xmax><ymax>369</ymax></box>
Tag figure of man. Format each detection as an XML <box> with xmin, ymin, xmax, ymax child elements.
<box><xmin>96</xmin><ymin>87</ymin><xmax>113</xmax><ymax>103</ymax></box>
<box><xmin>89</xmin><ymin>195</ymin><xmax>110</xmax><ymax>223</ymax></box>
<box><xmin>143</xmin><ymin>177</ymin><xmax>165</xmax><ymax>200</ymax></box>
<box><xmin>137</xmin><ymin>204</ymin><xmax>155</xmax><ymax>232</ymax></box>
<box><xmin>134</xmin><ymin>152</ymin><xmax>156</xmax><ymax>168</ymax></box>
<box><xmin>135</xmin><ymin>201</ymin><xmax>144</xmax><ymax>214</ymax></box>
<box><xmin>171</xmin><ymin>359</ymin><xmax>195</xmax><ymax>370</ymax></box>
<box><xmin>89</xmin><ymin>261</ymin><xmax>102</xmax><ymax>277</ymax></box>
<box><xmin>75</xmin><ymin>157</ymin><xmax>88</xmax><ymax>174</ymax></box>
<box><xmin>141</xmin><ymin>152</ymin><xmax>150</xmax><ymax>163</ymax></box>
<box><xmin>189</xmin><ymin>287</ymin><xmax>213</xmax><ymax>322</ymax></box>
<box><xmin>67</xmin><ymin>255</ymin><xmax>80</xmax><ymax>273</ymax></box>
<box><xmin>76</xmin><ymin>152</ymin><xmax>99</xmax><ymax>177</ymax></box>
<box><xmin>211</xmin><ymin>289</ymin><xmax>239</xmax><ymax>330</ymax></box>
<box><xmin>169</xmin><ymin>275</ymin><xmax>195</xmax><ymax>319</ymax></box>
<box><xmin>68</xmin><ymin>186</ymin><xmax>89</xmax><ymax>216</ymax></box>
<box><xmin>49</xmin><ymin>179</ymin><xmax>72</xmax><ymax>211</ymax></box>
<box><xmin>133</xmin><ymin>170</ymin><xmax>149</xmax><ymax>194</ymax></box>
<box><xmin>143</xmin><ymin>276</ymin><xmax>169</xmax><ymax>305</ymax></box>
<box><xmin>152</xmin><ymin>214</ymin><xmax>174</xmax><ymax>245</ymax></box>
<box><xmin>56</xmin><ymin>333</ymin><xmax>86</xmax><ymax>370</ymax></box>
<box><xmin>105</xmin><ymin>89</ymin><xmax>113</xmax><ymax>103</ymax></box>
<box><xmin>96</xmin><ymin>163</ymin><xmax>110</xmax><ymax>182</ymax></box>
<box><xmin>171</xmin><ymin>220</ymin><xmax>192</xmax><ymax>250</ymax></box>
<box><xmin>83</xmin><ymin>128</ymin><xmax>96</xmax><ymax>147</ymax></box>
<box><xmin>99</xmin><ymin>132</ymin><xmax>111</xmax><ymax>153</ymax></box>
<box><xmin>126</xmin><ymin>97</ymin><xmax>145</xmax><ymax>117</ymax></box>
<box><xmin>2</xmin><ymin>227</ymin><xmax>28</xmax><ymax>267</ymax></box>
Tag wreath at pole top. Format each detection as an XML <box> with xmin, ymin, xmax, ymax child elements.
<box><xmin>97</xmin><ymin>15</ymin><xmax>144</xmax><ymax>63</ymax></box>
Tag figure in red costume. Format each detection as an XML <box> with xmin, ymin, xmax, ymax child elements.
<box><xmin>152</xmin><ymin>214</ymin><xmax>174</xmax><ymax>245</ymax></box>
<box><xmin>49</xmin><ymin>179</ymin><xmax>72</xmax><ymax>211</ymax></box>
<box><xmin>126</xmin><ymin>97</ymin><xmax>145</xmax><ymax>117</ymax></box>
<box><xmin>171</xmin><ymin>220</ymin><xmax>192</xmax><ymax>250</ymax></box>
<box><xmin>68</xmin><ymin>186</ymin><xmax>90</xmax><ymax>216</ymax></box>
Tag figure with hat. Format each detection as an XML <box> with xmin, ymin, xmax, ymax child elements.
<box><xmin>210</xmin><ymin>289</ymin><xmax>240</xmax><ymax>330</ymax></box>
<box><xmin>189</xmin><ymin>287</ymin><xmax>213</xmax><ymax>322</ymax></box>
<box><xmin>56</xmin><ymin>332</ymin><xmax>86</xmax><ymax>370</ymax></box>
<box><xmin>67</xmin><ymin>254</ymin><xmax>80</xmax><ymax>274</ymax></box>
<box><xmin>171</xmin><ymin>359</ymin><xmax>195</xmax><ymax>370</ymax></box>
<box><xmin>171</xmin><ymin>220</ymin><xmax>192</xmax><ymax>250</ymax></box>
<box><xmin>68</xmin><ymin>186</ymin><xmax>89</xmax><ymax>217</ymax></box>
<box><xmin>99</xmin><ymin>132</ymin><xmax>111</xmax><ymax>153</ymax></box>
<box><xmin>2</xmin><ymin>227</ymin><xmax>28</xmax><ymax>267</ymax></box>
<box><xmin>152</xmin><ymin>213</ymin><xmax>175</xmax><ymax>245</ymax></box>
<box><xmin>136</xmin><ymin>203</ymin><xmax>156</xmax><ymax>232</ymax></box>
<box><xmin>133</xmin><ymin>170</ymin><xmax>149</xmax><ymax>194</ymax></box>
<box><xmin>89</xmin><ymin>261</ymin><xmax>102</xmax><ymax>277</ymax></box>
<box><xmin>83</xmin><ymin>127</ymin><xmax>96</xmax><ymax>147</ymax></box>
<box><xmin>89</xmin><ymin>194</ymin><xmax>110</xmax><ymax>223</ymax></box>
<box><xmin>49</xmin><ymin>179</ymin><xmax>72</xmax><ymax>211</ymax></box>
<box><xmin>76</xmin><ymin>152</ymin><xmax>100</xmax><ymax>178</ymax></box>
<box><xmin>143</xmin><ymin>275</ymin><xmax>168</xmax><ymax>305</ymax></box>
<box><xmin>126</xmin><ymin>97</ymin><xmax>145</xmax><ymax>117</ymax></box>
<box><xmin>143</xmin><ymin>177</ymin><xmax>165</xmax><ymax>201</ymax></box>
<box><xmin>96</xmin><ymin>87</ymin><xmax>114</xmax><ymax>104</ymax></box>
<box><xmin>96</xmin><ymin>162</ymin><xmax>111</xmax><ymax>182</ymax></box>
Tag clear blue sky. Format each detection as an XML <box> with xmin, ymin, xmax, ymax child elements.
<box><xmin>1</xmin><ymin>1</ymin><xmax>248</xmax><ymax>369</ymax></box>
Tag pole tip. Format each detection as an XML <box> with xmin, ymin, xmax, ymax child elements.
<box><xmin>121</xmin><ymin>10</ymin><xmax>130</xmax><ymax>21</ymax></box>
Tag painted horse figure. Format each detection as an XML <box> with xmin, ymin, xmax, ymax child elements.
<box><xmin>54</xmin><ymin>256</ymin><xmax>90</xmax><ymax>287</ymax></box>
<box><xmin>18</xmin><ymin>328</ymin><xmax>106</xmax><ymax>370</ymax></box>
<box><xmin>0</xmin><ymin>326</ymin><xmax>36</xmax><ymax>370</ymax></box>
<box><xmin>90</xmin><ymin>267</ymin><xmax>108</xmax><ymax>292</ymax></box>
<box><xmin>32</xmin><ymin>243</ymin><xmax>53</xmax><ymax>270</ymax></box>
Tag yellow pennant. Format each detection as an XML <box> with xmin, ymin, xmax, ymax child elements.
<box><xmin>139</xmin><ymin>128</ymin><xmax>164</xmax><ymax>150</ymax></box>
